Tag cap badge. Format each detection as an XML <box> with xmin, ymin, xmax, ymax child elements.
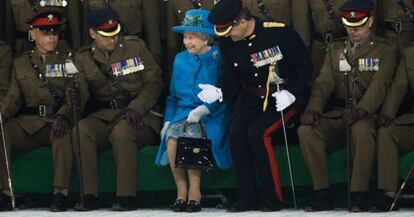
<box><xmin>108</xmin><ymin>19</ymin><xmax>113</xmax><ymax>25</ymax></box>
<box><xmin>350</xmin><ymin>11</ymin><xmax>356</xmax><ymax>18</ymax></box>
<box><xmin>47</xmin><ymin>14</ymin><xmax>54</xmax><ymax>21</ymax></box>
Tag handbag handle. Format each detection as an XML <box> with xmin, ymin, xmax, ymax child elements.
<box><xmin>183</xmin><ymin>121</ymin><xmax>207</xmax><ymax>139</ymax></box>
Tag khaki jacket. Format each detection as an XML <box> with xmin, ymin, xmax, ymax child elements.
<box><xmin>0</xmin><ymin>42</ymin><xmax>12</xmax><ymax>100</ymax></box>
<box><xmin>306</xmin><ymin>33</ymin><xmax>398</xmax><ymax>117</ymax></box>
<box><xmin>75</xmin><ymin>36</ymin><xmax>163</xmax><ymax>133</ymax></box>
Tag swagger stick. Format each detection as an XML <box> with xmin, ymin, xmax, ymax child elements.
<box><xmin>269</xmin><ymin>65</ymin><xmax>297</xmax><ymax>208</ymax></box>
<box><xmin>389</xmin><ymin>162</ymin><xmax>414</xmax><ymax>211</ymax></box>
<box><xmin>344</xmin><ymin>70</ymin><xmax>352</xmax><ymax>211</ymax></box>
<box><xmin>65</xmin><ymin>58</ymin><xmax>84</xmax><ymax>208</ymax></box>
<box><xmin>0</xmin><ymin>113</ymin><xmax>15</xmax><ymax>209</ymax></box>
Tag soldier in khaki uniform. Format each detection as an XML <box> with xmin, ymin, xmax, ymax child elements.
<box><xmin>6</xmin><ymin>0</ymin><xmax>82</xmax><ymax>54</ymax></box>
<box><xmin>298</xmin><ymin>0</ymin><xmax>398</xmax><ymax>212</ymax></box>
<box><xmin>374</xmin><ymin>44</ymin><xmax>414</xmax><ymax>211</ymax></box>
<box><xmin>0</xmin><ymin>11</ymin><xmax>88</xmax><ymax>212</ymax></box>
<box><xmin>377</xmin><ymin>0</ymin><xmax>414</xmax><ymax>51</ymax></box>
<box><xmin>0</xmin><ymin>42</ymin><xmax>12</xmax><ymax>99</ymax></box>
<box><xmin>81</xmin><ymin>0</ymin><xmax>161</xmax><ymax>64</ymax></box>
<box><xmin>243</xmin><ymin>0</ymin><xmax>311</xmax><ymax>48</ymax></box>
<box><xmin>73</xmin><ymin>8</ymin><xmax>162</xmax><ymax>211</ymax></box>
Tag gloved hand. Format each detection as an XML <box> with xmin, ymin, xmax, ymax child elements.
<box><xmin>124</xmin><ymin>108</ymin><xmax>143</xmax><ymax>131</ymax></box>
<box><xmin>300</xmin><ymin>110</ymin><xmax>321</xmax><ymax>126</ymax></box>
<box><xmin>271</xmin><ymin>90</ymin><xmax>296</xmax><ymax>111</ymax></box>
<box><xmin>376</xmin><ymin>114</ymin><xmax>394</xmax><ymax>127</ymax></box>
<box><xmin>160</xmin><ymin>121</ymin><xmax>170</xmax><ymax>139</ymax></box>
<box><xmin>52</xmin><ymin>116</ymin><xmax>71</xmax><ymax>138</ymax></box>
<box><xmin>65</xmin><ymin>87</ymin><xmax>80</xmax><ymax>110</ymax></box>
<box><xmin>341</xmin><ymin>107</ymin><xmax>368</xmax><ymax>126</ymax></box>
<box><xmin>187</xmin><ymin>105</ymin><xmax>210</xmax><ymax>123</ymax></box>
<box><xmin>197</xmin><ymin>84</ymin><xmax>223</xmax><ymax>104</ymax></box>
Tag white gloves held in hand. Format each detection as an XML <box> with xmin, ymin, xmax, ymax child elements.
<box><xmin>197</xmin><ymin>84</ymin><xmax>223</xmax><ymax>104</ymax></box>
<box><xmin>272</xmin><ymin>90</ymin><xmax>296</xmax><ymax>112</ymax></box>
<box><xmin>160</xmin><ymin>121</ymin><xmax>170</xmax><ymax>139</ymax></box>
<box><xmin>187</xmin><ymin>105</ymin><xmax>210</xmax><ymax>123</ymax></box>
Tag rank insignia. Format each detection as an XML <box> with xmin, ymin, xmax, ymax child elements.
<box><xmin>250</xmin><ymin>46</ymin><xmax>283</xmax><ymax>68</ymax></box>
<box><xmin>111</xmin><ymin>57</ymin><xmax>144</xmax><ymax>77</ymax></box>
<box><xmin>358</xmin><ymin>57</ymin><xmax>380</xmax><ymax>72</ymax></box>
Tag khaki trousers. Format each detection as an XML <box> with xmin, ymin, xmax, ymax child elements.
<box><xmin>298</xmin><ymin>117</ymin><xmax>376</xmax><ymax>192</ymax></box>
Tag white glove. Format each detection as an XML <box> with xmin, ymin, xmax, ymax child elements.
<box><xmin>272</xmin><ymin>90</ymin><xmax>296</xmax><ymax>112</ymax></box>
<box><xmin>197</xmin><ymin>84</ymin><xmax>223</xmax><ymax>104</ymax></box>
<box><xmin>160</xmin><ymin>121</ymin><xmax>170</xmax><ymax>139</ymax></box>
<box><xmin>187</xmin><ymin>105</ymin><xmax>210</xmax><ymax>123</ymax></box>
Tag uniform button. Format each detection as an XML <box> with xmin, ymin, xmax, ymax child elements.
<box><xmin>119</xmin><ymin>44</ymin><xmax>123</xmax><ymax>48</ymax></box>
<box><xmin>195</xmin><ymin>56</ymin><xmax>200</xmax><ymax>61</ymax></box>
<box><xmin>260</xmin><ymin>96</ymin><xmax>264</xmax><ymax>99</ymax></box>
<box><xmin>248</xmin><ymin>42</ymin><xmax>252</xmax><ymax>46</ymax></box>
<box><xmin>258</xmin><ymin>85</ymin><xmax>262</xmax><ymax>88</ymax></box>
<box><xmin>178</xmin><ymin>10</ymin><xmax>182</xmax><ymax>14</ymax></box>
<box><xmin>234</xmin><ymin>63</ymin><xmax>238</xmax><ymax>67</ymax></box>
<box><xmin>254</xmin><ymin>73</ymin><xmax>258</xmax><ymax>77</ymax></box>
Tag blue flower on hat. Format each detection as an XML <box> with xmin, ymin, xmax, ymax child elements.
<box><xmin>172</xmin><ymin>9</ymin><xmax>216</xmax><ymax>37</ymax></box>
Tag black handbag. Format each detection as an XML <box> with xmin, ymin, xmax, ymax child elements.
<box><xmin>175</xmin><ymin>122</ymin><xmax>214</xmax><ymax>170</ymax></box>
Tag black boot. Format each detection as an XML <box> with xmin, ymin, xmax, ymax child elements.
<box><xmin>74</xmin><ymin>194</ymin><xmax>99</xmax><ymax>211</ymax></box>
<box><xmin>305</xmin><ymin>189</ymin><xmax>334</xmax><ymax>212</ymax></box>
<box><xmin>372</xmin><ymin>192</ymin><xmax>398</xmax><ymax>212</ymax></box>
<box><xmin>0</xmin><ymin>192</ymin><xmax>12</xmax><ymax>211</ymax></box>
<box><xmin>169</xmin><ymin>199</ymin><xmax>186</xmax><ymax>212</ymax></box>
<box><xmin>50</xmin><ymin>193</ymin><xmax>67</xmax><ymax>212</ymax></box>
<box><xmin>350</xmin><ymin>192</ymin><xmax>371</xmax><ymax>212</ymax></box>
<box><xmin>228</xmin><ymin>200</ymin><xmax>256</xmax><ymax>212</ymax></box>
<box><xmin>112</xmin><ymin>196</ymin><xmax>137</xmax><ymax>211</ymax></box>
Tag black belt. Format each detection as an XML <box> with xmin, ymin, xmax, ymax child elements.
<box><xmin>21</xmin><ymin>105</ymin><xmax>58</xmax><ymax>117</ymax></box>
<box><xmin>379</xmin><ymin>21</ymin><xmax>414</xmax><ymax>33</ymax></box>
<box><xmin>96</xmin><ymin>99</ymin><xmax>130</xmax><ymax>110</ymax></box>
<box><xmin>313</xmin><ymin>32</ymin><xmax>344</xmax><ymax>43</ymax></box>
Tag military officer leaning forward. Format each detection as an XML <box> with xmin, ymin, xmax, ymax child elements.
<box><xmin>308</xmin><ymin>0</ymin><xmax>349</xmax><ymax>84</ymax></box>
<box><xmin>72</xmin><ymin>8</ymin><xmax>163</xmax><ymax>211</ymax></box>
<box><xmin>0</xmin><ymin>11</ymin><xmax>88</xmax><ymax>212</ymax></box>
<box><xmin>7</xmin><ymin>0</ymin><xmax>82</xmax><ymax>54</ymax></box>
<box><xmin>377</xmin><ymin>0</ymin><xmax>414</xmax><ymax>51</ymax></box>
<box><xmin>298</xmin><ymin>0</ymin><xmax>398</xmax><ymax>212</ymax></box>
<box><xmin>375</xmin><ymin>43</ymin><xmax>414</xmax><ymax>211</ymax></box>
<box><xmin>198</xmin><ymin>0</ymin><xmax>312</xmax><ymax>212</ymax></box>
<box><xmin>81</xmin><ymin>0</ymin><xmax>161</xmax><ymax>65</ymax></box>
<box><xmin>0</xmin><ymin>42</ymin><xmax>12</xmax><ymax>100</ymax></box>
<box><xmin>242</xmin><ymin>0</ymin><xmax>311</xmax><ymax>48</ymax></box>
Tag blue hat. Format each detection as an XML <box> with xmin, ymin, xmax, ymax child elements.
<box><xmin>87</xmin><ymin>8</ymin><xmax>121</xmax><ymax>36</ymax></box>
<box><xmin>172</xmin><ymin>9</ymin><xmax>216</xmax><ymax>37</ymax></box>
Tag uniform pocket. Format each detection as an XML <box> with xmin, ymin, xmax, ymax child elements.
<box><xmin>10</xmin><ymin>0</ymin><xmax>25</xmax><ymax>7</ymax></box>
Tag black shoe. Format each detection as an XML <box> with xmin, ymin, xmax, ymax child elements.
<box><xmin>169</xmin><ymin>199</ymin><xmax>186</xmax><ymax>212</ymax></box>
<box><xmin>50</xmin><ymin>193</ymin><xmax>67</xmax><ymax>212</ymax></box>
<box><xmin>350</xmin><ymin>192</ymin><xmax>371</xmax><ymax>212</ymax></box>
<box><xmin>228</xmin><ymin>201</ymin><xmax>256</xmax><ymax>212</ymax></box>
<box><xmin>185</xmin><ymin>200</ymin><xmax>201</xmax><ymax>212</ymax></box>
<box><xmin>111</xmin><ymin>196</ymin><xmax>137</xmax><ymax>211</ymax></box>
<box><xmin>0</xmin><ymin>192</ymin><xmax>12</xmax><ymax>211</ymax></box>
<box><xmin>259</xmin><ymin>201</ymin><xmax>281</xmax><ymax>212</ymax></box>
<box><xmin>305</xmin><ymin>189</ymin><xmax>334</xmax><ymax>212</ymax></box>
<box><xmin>74</xmin><ymin>194</ymin><xmax>99</xmax><ymax>211</ymax></box>
<box><xmin>372</xmin><ymin>192</ymin><xmax>398</xmax><ymax>212</ymax></box>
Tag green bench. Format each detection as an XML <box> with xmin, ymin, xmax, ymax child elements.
<box><xmin>10</xmin><ymin>146</ymin><xmax>414</xmax><ymax>194</ymax></box>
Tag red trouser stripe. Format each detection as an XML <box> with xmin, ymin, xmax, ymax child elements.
<box><xmin>262</xmin><ymin>106</ymin><xmax>298</xmax><ymax>202</ymax></box>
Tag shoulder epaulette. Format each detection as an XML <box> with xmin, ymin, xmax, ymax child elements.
<box><xmin>76</xmin><ymin>45</ymin><xmax>92</xmax><ymax>55</ymax></box>
<box><xmin>123</xmin><ymin>35</ymin><xmax>140</xmax><ymax>41</ymax></box>
<box><xmin>15</xmin><ymin>50</ymin><xmax>33</xmax><ymax>58</ymax></box>
<box><xmin>263</xmin><ymin>22</ymin><xmax>285</xmax><ymax>28</ymax></box>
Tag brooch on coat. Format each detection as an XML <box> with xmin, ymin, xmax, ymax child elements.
<box><xmin>111</xmin><ymin>57</ymin><xmax>145</xmax><ymax>77</ymax></box>
<box><xmin>250</xmin><ymin>46</ymin><xmax>283</xmax><ymax>68</ymax></box>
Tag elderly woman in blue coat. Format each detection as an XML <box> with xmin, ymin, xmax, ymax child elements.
<box><xmin>155</xmin><ymin>9</ymin><xmax>232</xmax><ymax>212</ymax></box>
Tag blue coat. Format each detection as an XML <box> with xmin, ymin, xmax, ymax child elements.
<box><xmin>155</xmin><ymin>45</ymin><xmax>233</xmax><ymax>169</ymax></box>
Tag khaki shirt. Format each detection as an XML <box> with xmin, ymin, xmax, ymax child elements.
<box><xmin>306</xmin><ymin>33</ymin><xmax>398</xmax><ymax>116</ymax></box>
<box><xmin>0</xmin><ymin>48</ymin><xmax>89</xmax><ymax>134</ymax></box>
<box><xmin>381</xmin><ymin>44</ymin><xmax>414</xmax><ymax>124</ymax></box>
<box><xmin>243</xmin><ymin>0</ymin><xmax>311</xmax><ymax>48</ymax></box>
<box><xmin>82</xmin><ymin>0</ymin><xmax>161</xmax><ymax>64</ymax></box>
<box><xmin>75</xmin><ymin>36</ymin><xmax>163</xmax><ymax>133</ymax></box>
<box><xmin>0</xmin><ymin>42</ymin><xmax>12</xmax><ymax>100</ymax></box>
